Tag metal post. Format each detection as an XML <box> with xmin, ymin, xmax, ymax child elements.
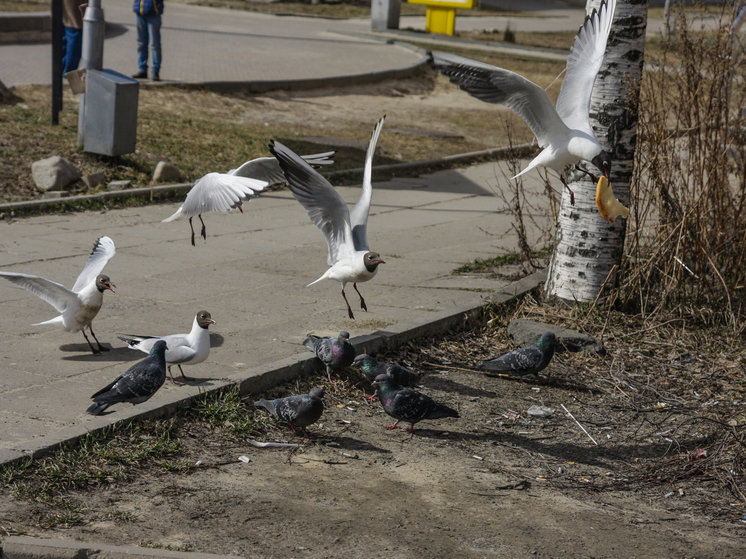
<box><xmin>78</xmin><ymin>0</ymin><xmax>105</xmax><ymax>145</ymax></box>
<box><xmin>51</xmin><ymin>0</ymin><xmax>64</xmax><ymax>124</ymax></box>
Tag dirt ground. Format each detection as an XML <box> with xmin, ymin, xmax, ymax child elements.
<box><xmin>1</xmin><ymin>297</ymin><xmax>745</xmax><ymax>558</ymax></box>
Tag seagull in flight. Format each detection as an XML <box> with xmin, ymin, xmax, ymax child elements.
<box><xmin>0</xmin><ymin>236</ymin><xmax>116</xmax><ymax>354</ymax></box>
<box><xmin>432</xmin><ymin>0</ymin><xmax>616</xmax><ymax>204</ymax></box>
<box><xmin>270</xmin><ymin>117</ymin><xmax>386</xmax><ymax>319</ymax></box>
<box><xmin>163</xmin><ymin>152</ymin><xmax>335</xmax><ymax>246</ymax></box>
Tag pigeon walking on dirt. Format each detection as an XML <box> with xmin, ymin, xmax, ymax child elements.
<box><xmin>0</xmin><ymin>236</ymin><xmax>116</xmax><ymax>354</ymax></box>
<box><xmin>303</xmin><ymin>331</ymin><xmax>357</xmax><ymax>382</ymax></box>
<box><xmin>162</xmin><ymin>152</ymin><xmax>335</xmax><ymax>246</ymax></box>
<box><xmin>431</xmin><ymin>0</ymin><xmax>616</xmax><ymax>205</ymax></box>
<box><xmin>352</xmin><ymin>354</ymin><xmax>420</xmax><ymax>399</ymax></box>
<box><xmin>118</xmin><ymin>310</ymin><xmax>216</xmax><ymax>385</ymax></box>
<box><xmin>477</xmin><ymin>332</ymin><xmax>556</xmax><ymax>377</ymax></box>
<box><xmin>86</xmin><ymin>340</ymin><xmax>168</xmax><ymax>416</ymax></box>
<box><xmin>371</xmin><ymin>374</ymin><xmax>459</xmax><ymax>434</ymax></box>
<box><xmin>270</xmin><ymin>117</ymin><xmax>386</xmax><ymax>319</ymax></box>
<box><xmin>254</xmin><ymin>387</ymin><xmax>325</xmax><ymax>437</ymax></box>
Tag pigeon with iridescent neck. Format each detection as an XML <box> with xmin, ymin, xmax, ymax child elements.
<box><xmin>352</xmin><ymin>354</ymin><xmax>420</xmax><ymax>400</ymax></box>
<box><xmin>303</xmin><ymin>331</ymin><xmax>356</xmax><ymax>382</ymax></box>
<box><xmin>254</xmin><ymin>387</ymin><xmax>325</xmax><ymax>437</ymax></box>
<box><xmin>372</xmin><ymin>374</ymin><xmax>459</xmax><ymax>434</ymax></box>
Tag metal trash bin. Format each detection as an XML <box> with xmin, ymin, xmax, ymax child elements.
<box><xmin>371</xmin><ymin>0</ymin><xmax>401</xmax><ymax>31</ymax></box>
<box><xmin>83</xmin><ymin>69</ymin><xmax>139</xmax><ymax>157</ymax></box>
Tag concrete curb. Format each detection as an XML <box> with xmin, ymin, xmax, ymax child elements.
<box><xmin>0</xmin><ymin>144</ymin><xmax>535</xmax><ymax>217</ymax></box>
<box><xmin>0</xmin><ymin>536</ymin><xmax>243</xmax><ymax>559</ymax></box>
<box><xmin>0</xmin><ymin>269</ymin><xmax>547</xmax><ymax>469</ymax></box>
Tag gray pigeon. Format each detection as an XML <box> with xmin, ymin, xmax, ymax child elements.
<box><xmin>477</xmin><ymin>332</ymin><xmax>556</xmax><ymax>377</ymax></box>
<box><xmin>303</xmin><ymin>331</ymin><xmax>356</xmax><ymax>382</ymax></box>
<box><xmin>371</xmin><ymin>374</ymin><xmax>459</xmax><ymax>434</ymax></box>
<box><xmin>352</xmin><ymin>354</ymin><xmax>421</xmax><ymax>397</ymax></box>
<box><xmin>254</xmin><ymin>387</ymin><xmax>325</xmax><ymax>437</ymax></box>
<box><xmin>86</xmin><ymin>340</ymin><xmax>168</xmax><ymax>415</ymax></box>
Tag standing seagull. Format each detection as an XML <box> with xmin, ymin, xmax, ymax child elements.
<box><xmin>162</xmin><ymin>152</ymin><xmax>335</xmax><ymax>246</ymax></box>
<box><xmin>118</xmin><ymin>310</ymin><xmax>216</xmax><ymax>384</ymax></box>
<box><xmin>431</xmin><ymin>0</ymin><xmax>616</xmax><ymax>204</ymax></box>
<box><xmin>303</xmin><ymin>331</ymin><xmax>356</xmax><ymax>382</ymax></box>
<box><xmin>254</xmin><ymin>387</ymin><xmax>325</xmax><ymax>438</ymax></box>
<box><xmin>270</xmin><ymin>117</ymin><xmax>386</xmax><ymax>319</ymax></box>
<box><xmin>86</xmin><ymin>340</ymin><xmax>168</xmax><ymax>415</ymax></box>
<box><xmin>0</xmin><ymin>236</ymin><xmax>116</xmax><ymax>354</ymax></box>
<box><xmin>371</xmin><ymin>374</ymin><xmax>459</xmax><ymax>434</ymax></box>
<box><xmin>477</xmin><ymin>332</ymin><xmax>556</xmax><ymax>378</ymax></box>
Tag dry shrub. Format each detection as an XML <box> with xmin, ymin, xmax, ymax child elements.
<box><xmin>621</xmin><ymin>1</ymin><xmax>746</xmax><ymax>330</ymax></box>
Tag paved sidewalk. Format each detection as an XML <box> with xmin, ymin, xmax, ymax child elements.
<box><xmin>0</xmin><ymin>160</ymin><xmax>551</xmax><ymax>465</ymax></box>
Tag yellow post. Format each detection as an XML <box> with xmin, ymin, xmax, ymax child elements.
<box><xmin>408</xmin><ymin>0</ymin><xmax>475</xmax><ymax>36</ymax></box>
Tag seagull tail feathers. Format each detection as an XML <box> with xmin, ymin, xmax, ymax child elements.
<box><xmin>161</xmin><ymin>207</ymin><xmax>184</xmax><ymax>223</ymax></box>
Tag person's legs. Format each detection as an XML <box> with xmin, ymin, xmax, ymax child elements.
<box><xmin>148</xmin><ymin>14</ymin><xmax>162</xmax><ymax>78</ymax></box>
<box><xmin>136</xmin><ymin>14</ymin><xmax>149</xmax><ymax>74</ymax></box>
<box><xmin>62</xmin><ymin>26</ymin><xmax>83</xmax><ymax>76</ymax></box>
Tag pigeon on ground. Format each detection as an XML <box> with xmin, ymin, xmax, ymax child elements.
<box><xmin>476</xmin><ymin>331</ymin><xmax>556</xmax><ymax>377</ymax></box>
<box><xmin>303</xmin><ymin>331</ymin><xmax>356</xmax><ymax>382</ymax></box>
<box><xmin>86</xmin><ymin>340</ymin><xmax>168</xmax><ymax>415</ymax></box>
<box><xmin>352</xmin><ymin>353</ymin><xmax>421</xmax><ymax>392</ymax></box>
<box><xmin>162</xmin><ymin>152</ymin><xmax>335</xmax><ymax>246</ymax></box>
<box><xmin>431</xmin><ymin>0</ymin><xmax>616</xmax><ymax>204</ymax></box>
<box><xmin>270</xmin><ymin>117</ymin><xmax>386</xmax><ymax>319</ymax></box>
<box><xmin>371</xmin><ymin>374</ymin><xmax>459</xmax><ymax>434</ymax></box>
<box><xmin>254</xmin><ymin>387</ymin><xmax>325</xmax><ymax>437</ymax></box>
<box><xmin>118</xmin><ymin>310</ymin><xmax>216</xmax><ymax>384</ymax></box>
<box><xmin>0</xmin><ymin>236</ymin><xmax>116</xmax><ymax>354</ymax></box>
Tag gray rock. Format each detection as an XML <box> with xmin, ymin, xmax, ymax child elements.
<box><xmin>31</xmin><ymin>155</ymin><xmax>81</xmax><ymax>191</ymax></box>
<box><xmin>507</xmin><ymin>319</ymin><xmax>605</xmax><ymax>356</ymax></box>
<box><xmin>82</xmin><ymin>171</ymin><xmax>107</xmax><ymax>188</ymax></box>
<box><xmin>108</xmin><ymin>180</ymin><xmax>132</xmax><ymax>191</ymax></box>
<box><xmin>41</xmin><ymin>191</ymin><xmax>69</xmax><ymax>199</ymax></box>
<box><xmin>153</xmin><ymin>161</ymin><xmax>182</xmax><ymax>183</ymax></box>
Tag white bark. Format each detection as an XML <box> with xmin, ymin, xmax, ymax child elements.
<box><xmin>544</xmin><ymin>0</ymin><xmax>648</xmax><ymax>304</ymax></box>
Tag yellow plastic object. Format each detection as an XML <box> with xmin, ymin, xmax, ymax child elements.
<box><xmin>408</xmin><ymin>0</ymin><xmax>475</xmax><ymax>36</ymax></box>
<box><xmin>595</xmin><ymin>176</ymin><xmax>630</xmax><ymax>223</ymax></box>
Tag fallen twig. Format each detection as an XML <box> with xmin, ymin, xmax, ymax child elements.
<box><xmin>561</xmin><ymin>404</ymin><xmax>598</xmax><ymax>445</ymax></box>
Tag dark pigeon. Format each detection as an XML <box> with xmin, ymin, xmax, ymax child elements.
<box><xmin>303</xmin><ymin>331</ymin><xmax>356</xmax><ymax>382</ymax></box>
<box><xmin>477</xmin><ymin>331</ymin><xmax>556</xmax><ymax>377</ymax></box>
<box><xmin>371</xmin><ymin>374</ymin><xmax>459</xmax><ymax>434</ymax></box>
<box><xmin>352</xmin><ymin>354</ymin><xmax>421</xmax><ymax>400</ymax></box>
<box><xmin>86</xmin><ymin>340</ymin><xmax>168</xmax><ymax>415</ymax></box>
<box><xmin>254</xmin><ymin>387</ymin><xmax>325</xmax><ymax>437</ymax></box>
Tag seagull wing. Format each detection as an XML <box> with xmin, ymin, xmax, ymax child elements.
<box><xmin>432</xmin><ymin>51</ymin><xmax>570</xmax><ymax>149</ymax></box>
<box><xmin>162</xmin><ymin>173</ymin><xmax>269</xmax><ymax>222</ymax></box>
<box><xmin>349</xmin><ymin>116</ymin><xmax>385</xmax><ymax>253</ymax></box>
<box><xmin>555</xmin><ymin>0</ymin><xmax>616</xmax><ymax>134</ymax></box>
<box><xmin>270</xmin><ymin>141</ymin><xmax>353</xmax><ymax>266</ymax></box>
<box><xmin>229</xmin><ymin>152</ymin><xmax>336</xmax><ymax>184</ymax></box>
<box><xmin>71</xmin><ymin>236</ymin><xmax>116</xmax><ymax>293</ymax></box>
<box><xmin>0</xmin><ymin>271</ymin><xmax>78</xmax><ymax>313</ymax></box>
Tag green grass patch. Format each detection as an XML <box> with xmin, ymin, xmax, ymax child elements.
<box><xmin>453</xmin><ymin>247</ymin><xmax>551</xmax><ymax>275</ymax></box>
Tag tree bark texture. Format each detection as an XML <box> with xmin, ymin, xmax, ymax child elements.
<box><xmin>544</xmin><ymin>0</ymin><xmax>648</xmax><ymax>304</ymax></box>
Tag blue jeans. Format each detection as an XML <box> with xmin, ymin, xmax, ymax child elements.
<box><xmin>136</xmin><ymin>13</ymin><xmax>161</xmax><ymax>73</ymax></box>
<box><xmin>62</xmin><ymin>26</ymin><xmax>83</xmax><ymax>76</ymax></box>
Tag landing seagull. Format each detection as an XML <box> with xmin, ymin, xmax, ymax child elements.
<box><xmin>0</xmin><ymin>236</ymin><xmax>116</xmax><ymax>354</ymax></box>
<box><xmin>162</xmin><ymin>152</ymin><xmax>335</xmax><ymax>246</ymax></box>
<box><xmin>118</xmin><ymin>310</ymin><xmax>216</xmax><ymax>385</ymax></box>
<box><xmin>270</xmin><ymin>117</ymin><xmax>386</xmax><ymax>319</ymax></box>
<box><xmin>431</xmin><ymin>0</ymin><xmax>616</xmax><ymax>204</ymax></box>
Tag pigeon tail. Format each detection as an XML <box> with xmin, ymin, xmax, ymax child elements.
<box><xmin>86</xmin><ymin>401</ymin><xmax>112</xmax><ymax>416</ymax></box>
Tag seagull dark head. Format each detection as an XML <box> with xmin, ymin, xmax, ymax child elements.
<box><xmin>591</xmin><ymin>151</ymin><xmax>612</xmax><ymax>180</ymax></box>
<box><xmin>96</xmin><ymin>274</ymin><xmax>116</xmax><ymax>294</ymax></box>
<box><xmin>197</xmin><ymin>310</ymin><xmax>216</xmax><ymax>329</ymax></box>
<box><xmin>363</xmin><ymin>252</ymin><xmax>386</xmax><ymax>273</ymax></box>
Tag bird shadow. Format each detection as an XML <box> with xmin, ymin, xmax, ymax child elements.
<box><xmin>60</xmin><ymin>345</ymin><xmax>139</xmax><ymax>362</ymax></box>
<box><xmin>422</xmin><ymin>376</ymin><xmax>499</xmax><ymax>399</ymax></box>
<box><xmin>317</xmin><ymin>435</ymin><xmax>392</xmax><ymax>455</ymax></box>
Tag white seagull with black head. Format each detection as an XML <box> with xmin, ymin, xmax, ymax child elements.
<box><xmin>432</xmin><ymin>0</ymin><xmax>616</xmax><ymax>203</ymax></box>
<box><xmin>270</xmin><ymin>117</ymin><xmax>387</xmax><ymax>319</ymax></box>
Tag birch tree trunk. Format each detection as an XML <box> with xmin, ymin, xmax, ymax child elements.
<box><xmin>543</xmin><ymin>0</ymin><xmax>648</xmax><ymax>304</ymax></box>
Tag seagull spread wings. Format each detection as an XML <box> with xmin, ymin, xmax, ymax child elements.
<box><xmin>270</xmin><ymin>116</ymin><xmax>385</xmax><ymax>267</ymax></box>
<box><xmin>71</xmin><ymin>236</ymin><xmax>116</xmax><ymax>293</ymax></box>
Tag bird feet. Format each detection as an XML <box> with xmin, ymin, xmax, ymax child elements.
<box><xmin>560</xmin><ymin>176</ymin><xmax>576</xmax><ymax>206</ymax></box>
<box><xmin>385</xmin><ymin>421</ymin><xmax>400</xmax><ymax>430</ymax></box>
<box><xmin>353</xmin><ymin>283</ymin><xmax>368</xmax><ymax>312</ymax></box>
<box><xmin>574</xmin><ymin>164</ymin><xmax>598</xmax><ymax>183</ymax></box>
<box><xmin>366</xmin><ymin>394</ymin><xmax>377</xmax><ymax>401</ymax></box>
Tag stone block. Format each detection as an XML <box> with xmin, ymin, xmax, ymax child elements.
<box><xmin>82</xmin><ymin>171</ymin><xmax>106</xmax><ymax>188</ymax></box>
<box><xmin>41</xmin><ymin>191</ymin><xmax>69</xmax><ymax>199</ymax></box>
<box><xmin>31</xmin><ymin>156</ymin><xmax>81</xmax><ymax>191</ymax></box>
<box><xmin>107</xmin><ymin>180</ymin><xmax>132</xmax><ymax>191</ymax></box>
<box><xmin>153</xmin><ymin>161</ymin><xmax>182</xmax><ymax>183</ymax></box>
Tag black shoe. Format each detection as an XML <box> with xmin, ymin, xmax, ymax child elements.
<box><xmin>132</xmin><ymin>70</ymin><xmax>147</xmax><ymax>79</ymax></box>
<box><xmin>152</xmin><ymin>72</ymin><xmax>160</xmax><ymax>82</ymax></box>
